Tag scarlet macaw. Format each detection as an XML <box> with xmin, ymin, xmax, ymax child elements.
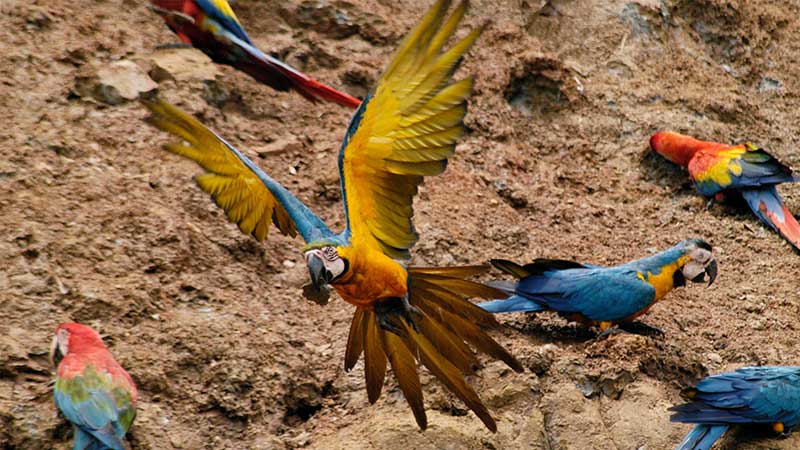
<box><xmin>671</xmin><ymin>366</ymin><xmax>800</xmax><ymax>450</ymax></box>
<box><xmin>651</xmin><ymin>131</ymin><xmax>800</xmax><ymax>251</ymax></box>
<box><xmin>148</xmin><ymin>0</ymin><xmax>361</xmax><ymax>108</ymax></box>
<box><xmin>50</xmin><ymin>323</ymin><xmax>137</xmax><ymax>450</ymax></box>
<box><xmin>479</xmin><ymin>239</ymin><xmax>717</xmax><ymax>334</ymax></box>
<box><xmin>143</xmin><ymin>0</ymin><xmax>522</xmax><ymax>431</ymax></box>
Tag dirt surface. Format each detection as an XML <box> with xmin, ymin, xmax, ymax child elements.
<box><xmin>3</xmin><ymin>0</ymin><xmax>800</xmax><ymax>448</ymax></box>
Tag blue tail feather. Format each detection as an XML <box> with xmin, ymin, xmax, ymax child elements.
<box><xmin>676</xmin><ymin>425</ymin><xmax>727</xmax><ymax>450</ymax></box>
<box><xmin>479</xmin><ymin>295</ymin><xmax>545</xmax><ymax>313</ymax></box>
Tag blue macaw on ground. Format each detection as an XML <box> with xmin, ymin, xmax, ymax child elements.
<box><xmin>672</xmin><ymin>366</ymin><xmax>800</xmax><ymax>450</ymax></box>
<box><xmin>479</xmin><ymin>239</ymin><xmax>717</xmax><ymax>334</ymax></box>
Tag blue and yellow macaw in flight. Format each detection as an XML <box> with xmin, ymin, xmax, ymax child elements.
<box><xmin>671</xmin><ymin>366</ymin><xmax>800</xmax><ymax>450</ymax></box>
<box><xmin>149</xmin><ymin>0</ymin><xmax>361</xmax><ymax>108</ymax></box>
<box><xmin>144</xmin><ymin>0</ymin><xmax>523</xmax><ymax>431</ymax></box>
<box><xmin>480</xmin><ymin>239</ymin><xmax>717</xmax><ymax>334</ymax></box>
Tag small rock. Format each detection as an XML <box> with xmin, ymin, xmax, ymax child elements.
<box><xmin>705</xmin><ymin>352</ymin><xmax>722</xmax><ymax>364</ymax></box>
<box><xmin>255</xmin><ymin>136</ymin><xmax>303</xmax><ymax>157</ymax></box>
<box><xmin>758</xmin><ymin>77</ymin><xmax>781</xmax><ymax>92</ymax></box>
<box><xmin>147</xmin><ymin>49</ymin><xmax>219</xmax><ymax>82</ymax></box>
<box><xmin>282</xmin><ymin>260</ymin><xmax>296</xmax><ymax>268</ymax></box>
<box><xmin>75</xmin><ymin>60</ymin><xmax>158</xmax><ymax>105</ymax></box>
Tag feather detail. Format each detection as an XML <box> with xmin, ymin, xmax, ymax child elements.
<box><xmin>143</xmin><ymin>98</ymin><xmax>334</xmax><ymax>243</ymax></box>
<box><xmin>363</xmin><ymin>311</ymin><xmax>387</xmax><ymax>404</ymax></box>
<box><xmin>378</xmin><ymin>326</ymin><xmax>426</xmax><ymax>429</ymax></box>
<box><xmin>344</xmin><ymin>308</ymin><xmax>367</xmax><ymax>371</ymax></box>
<box><xmin>338</xmin><ymin>0</ymin><xmax>483</xmax><ymax>258</ymax></box>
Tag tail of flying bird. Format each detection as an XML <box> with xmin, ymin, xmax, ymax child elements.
<box><xmin>675</xmin><ymin>425</ymin><xmax>728</xmax><ymax>450</ymax></box>
<box><xmin>345</xmin><ymin>265</ymin><xmax>523</xmax><ymax>432</ymax></box>
<box><xmin>741</xmin><ymin>186</ymin><xmax>800</xmax><ymax>251</ymax></box>
<box><xmin>149</xmin><ymin>0</ymin><xmax>361</xmax><ymax>108</ymax></box>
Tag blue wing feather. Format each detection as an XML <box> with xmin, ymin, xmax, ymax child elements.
<box><xmin>676</xmin><ymin>425</ymin><xmax>728</xmax><ymax>450</ymax></box>
<box><xmin>54</xmin><ymin>387</ymin><xmax>128</xmax><ymax>450</ymax></box>
<box><xmin>506</xmin><ymin>267</ymin><xmax>656</xmax><ymax>322</ymax></box>
<box><xmin>671</xmin><ymin>366</ymin><xmax>800</xmax><ymax>427</ymax></box>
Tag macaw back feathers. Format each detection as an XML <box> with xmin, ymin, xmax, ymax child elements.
<box><xmin>491</xmin><ymin>258</ymin><xmax>588</xmax><ymax>279</ymax></box>
<box><xmin>344</xmin><ymin>266</ymin><xmax>522</xmax><ymax>431</ymax></box>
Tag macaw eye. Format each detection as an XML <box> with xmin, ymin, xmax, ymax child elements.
<box><xmin>322</xmin><ymin>246</ymin><xmax>338</xmax><ymax>262</ymax></box>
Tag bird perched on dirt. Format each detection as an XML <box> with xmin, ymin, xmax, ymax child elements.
<box><xmin>479</xmin><ymin>239</ymin><xmax>717</xmax><ymax>335</ymax></box>
<box><xmin>148</xmin><ymin>0</ymin><xmax>361</xmax><ymax>108</ymax></box>
<box><xmin>50</xmin><ymin>323</ymin><xmax>137</xmax><ymax>450</ymax></box>
<box><xmin>671</xmin><ymin>366</ymin><xmax>800</xmax><ymax>450</ymax></box>
<box><xmin>651</xmin><ymin>131</ymin><xmax>800</xmax><ymax>251</ymax></box>
<box><xmin>143</xmin><ymin>0</ymin><xmax>522</xmax><ymax>432</ymax></box>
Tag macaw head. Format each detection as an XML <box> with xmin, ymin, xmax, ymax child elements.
<box><xmin>49</xmin><ymin>323</ymin><xmax>105</xmax><ymax>368</ymax></box>
<box><xmin>675</xmin><ymin>238</ymin><xmax>717</xmax><ymax>286</ymax></box>
<box><xmin>650</xmin><ymin>131</ymin><xmax>706</xmax><ymax>167</ymax></box>
<box><xmin>303</xmin><ymin>242</ymin><xmax>349</xmax><ymax>295</ymax></box>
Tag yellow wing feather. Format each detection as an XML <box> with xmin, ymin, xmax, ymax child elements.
<box><xmin>143</xmin><ymin>99</ymin><xmax>297</xmax><ymax>241</ymax></box>
<box><xmin>341</xmin><ymin>0</ymin><xmax>483</xmax><ymax>259</ymax></box>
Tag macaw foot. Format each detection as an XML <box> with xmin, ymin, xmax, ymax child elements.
<box><xmin>301</xmin><ymin>283</ymin><xmax>331</xmax><ymax>306</ymax></box>
<box><xmin>374</xmin><ymin>295</ymin><xmax>422</xmax><ymax>336</ymax></box>
<box><xmin>706</xmin><ymin>197</ymin><xmax>716</xmax><ymax>211</ymax></box>
<box><xmin>774</xmin><ymin>422</ymin><xmax>791</xmax><ymax>438</ymax></box>
<box><xmin>618</xmin><ymin>321</ymin><xmax>665</xmax><ymax>338</ymax></box>
<box><xmin>596</xmin><ymin>326</ymin><xmax>624</xmax><ymax>339</ymax></box>
<box><xmin>155</xmin><ymin>42</ymin><xmax>194</xmax><ymax>50</ymax></box>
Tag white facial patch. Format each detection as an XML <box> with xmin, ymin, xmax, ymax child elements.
<box><xmin>682</xmin><ymin>247</ymin><xmax>714</xmax><ymax>280</ymax></box>
<box><xmin>305</xmin><ymin>246</ymin><xmax>346</xmax><ymax>281</ymax></box>
<box><xmin>50</xmin><ymin>329</ymin><xmax>70</xmax><ymax>367</ymax></box>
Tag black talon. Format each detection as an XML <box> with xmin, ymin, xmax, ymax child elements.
<box><xmin>619</xmin><ymin>321</ymin><xmax>665</xmax><ymax>337</ymax></box>
<box><xmin>375</xmin><ymin>295</ymin><xmax>422</xmax><ymax>336</ymax></box>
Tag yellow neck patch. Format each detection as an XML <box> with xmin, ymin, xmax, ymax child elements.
<box><xmin>637</xmin><ymin>255</ymin><xmax>690</xmax><ymax>300</ymax></box>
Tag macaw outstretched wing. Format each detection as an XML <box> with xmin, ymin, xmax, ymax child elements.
<box><xmin>689</xmin><ymin>143</ymin><xmax>795</xmax><ymax>195</ymax></box>
<box><xmin>337</xmin><ymin>0</ymin><xmax>483</xmax><ymax>259</ymax></box>
<box><xmin>143</xmin><ymin>98</ymin><xmax>333</xmax><ymax>244</ymax></box>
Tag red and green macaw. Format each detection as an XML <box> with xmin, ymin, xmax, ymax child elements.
<box><xmin>651</xmin><ymin>131</ymin><xmax>800</xmax><ymax>251</ymax></box>
<box><xmin>144</xmin><ymin>0</ymin><xmax>522</xmax><ymax>431</ymax></box>
<box><xmin>148</xmin><ymin>0</ymin><xmax>361</xmax><ymax>108</ymax></box>
<box><xmin>50</xmin><ymin>323</ymin><xmax>137</xmax><ymax>450</ymax></box>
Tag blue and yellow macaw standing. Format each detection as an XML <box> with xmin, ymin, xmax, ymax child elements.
<box><xmin>480</xmin><ymin>239</ymin><xmax>717</xmax><ymax>334</ymax></box>
<box><xmin>671</xmin><ymin>366</ymin><xmax>800</xmax><ymax>450</ymax></box>
<box><xmin>149</xmin><ymin>0</ymin><xmax>361</xmax><ymax>108</ymax></box>
<box><xmin>143</xmin><ymin>0</ymin><xmax>522</xmax><ymax>431</ymax></box>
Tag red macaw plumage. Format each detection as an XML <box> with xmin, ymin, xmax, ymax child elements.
<box><xmin>51</xmin><ymin>323</ymin><xmax>138</xmax><ymax>450</ymax></box>
<box><xmin>651</xmin><ymin>131</ymin><xmax>800</xmax><ymax>251</ymax></box>
<box><xmin>149</xmin><ymin>0</ymin><xmax>361</xmax><ymax>108</ymax></box>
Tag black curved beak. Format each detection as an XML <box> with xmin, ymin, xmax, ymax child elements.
<box><xmin>691</xmin><ymin>259</ymin><xmax>718</xmax><ymax>286</ymax></box>
<box><xmin>705</xmin><ymin>259</ymin><xmax>717</xmax><ymax>286</ymax></box>
<box><xmin>50</xmin><ymin>346</ymin><xmax>63</xmax><ymax>368</ymax></box>
<box><xmin>307</xmin><ymin>254</ymin><xmax>330</xmax><ymax>292</ymax></box>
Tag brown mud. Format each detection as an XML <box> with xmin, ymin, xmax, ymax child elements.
<box><xmin>2</xmin><ymin>0</ymin><xmax>800</xmax><ymax>449</ymax></box>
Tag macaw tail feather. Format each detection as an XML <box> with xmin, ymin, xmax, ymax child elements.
<box><xmin>344</xmin><ymin>265</ymin><xmax>523</xmax><ymax>432</ymax></box>
<box><xmin>479</xmin><ymin>295</ymin><xmax>546</xmax><ymax>313</ymax></box>
<box><xmin>212</xmin><ymin>31</ymin><xmax>361</xmax><ymax>108</ymax></box>
<box><xmin>675</xmin><ymin>425</ymin><xmax>727</xmax><ymax>450</ymax></box>
<box><xmin>741</xmin><ymin>186</ymin><xmax>800</xmax><ymax>250</ymax></box>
